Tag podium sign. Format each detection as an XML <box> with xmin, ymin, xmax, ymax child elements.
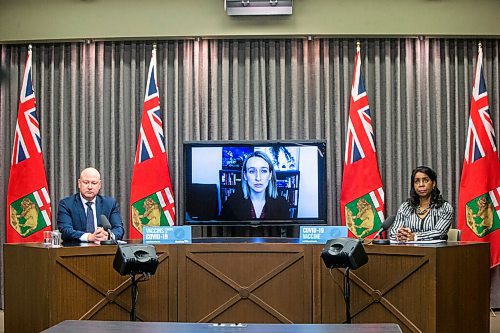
<box><xmin>143</xmin><ymin>226</ymin><xmax>192</xmax><ymax>244</ymax></box>
<box><xmin>299</xmin><ymin>226</ymin><xmax>348</xmax><ymax>244</ymax></box>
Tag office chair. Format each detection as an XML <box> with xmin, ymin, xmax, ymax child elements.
<box><xmin>447</xmin><ymin>228</ymin><xmax>462</xmax><ymax>241</ymax></box>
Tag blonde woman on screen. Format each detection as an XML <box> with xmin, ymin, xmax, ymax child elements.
<box><xmin>220</xmin><ymin>151</ymin><xmax>289</xmax><ymax>221</ymax></box>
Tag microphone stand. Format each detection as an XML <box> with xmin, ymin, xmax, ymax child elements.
<box><xmin>100</xmin><ymin>229</ymin><xmax>116</xmax><ymax>245</ymax></box>
<box><xmin>130</xmin><ymin>274</ymin><xmax>138</xmax><ymax>321</ymax></box>
<box><xmin>371</xmin><ymin>216</ymin><xmax>396</xmax><ymax>245</ymax></box>
<box><xmin>371</xmin><ymin>230</ymin><xmax>390</xmax><ymax>245</ymax></box>
<box><xmin>343</xmin><ymin>267</ymin><xmax>351</xmax><ymax>324</ymax></box>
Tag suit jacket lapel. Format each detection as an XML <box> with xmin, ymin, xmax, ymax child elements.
<box><xmin>75</xmin><ymin>193</ymin><xmax>87</xmax><ymax>230</ymax></box>
<box><xmin>95</xmin><ymin>196</ymin><xmax>102</xmax><ymax>227</ymax></box>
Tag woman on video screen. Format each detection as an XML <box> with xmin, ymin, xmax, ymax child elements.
<box><xmin>220</xmin><ymin>151</ymin><xmax>290</xmax><ymax>220</ymax></box>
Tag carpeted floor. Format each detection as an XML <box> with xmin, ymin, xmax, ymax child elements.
<box><xmin>491</xmin><ymin>310</ymin><xmax>500</xmax><ymax>333</ymax></box>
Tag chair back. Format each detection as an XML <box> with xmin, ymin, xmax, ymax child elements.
<box><xmin>447</xmin><ymin>228</ymin><xmax>462</xmax><ymax>241</ymax></box>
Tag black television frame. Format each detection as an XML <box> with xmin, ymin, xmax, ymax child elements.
<box><xmin>181</xmin><ymin>140</ymin><xmax>327</xmax><ymax>227</ymax></box>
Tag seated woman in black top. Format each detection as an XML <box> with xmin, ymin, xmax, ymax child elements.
<box><xmin>220</xmin><ymin>151</ymin><xmax>290</xmax><ymax>220</ymax></box>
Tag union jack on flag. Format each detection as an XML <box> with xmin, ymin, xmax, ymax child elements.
<box><xmin>12</xmin><ymin>50</ymin><xmax>42</xmax><ymax>165</ymax></box>
<box><xmin>464</xmin><ymin>45</ymin><xmax>497</xmax><ymax>164</ymax></box>
<box><xmin>345</xmin><ymin>47</ymin><xmax>376</xmax><ymax>165</ymax></box>
<box><xmin>135</xmin><ymin>49</ymin><xmax>166</xmax><ymax>164</ymax></box>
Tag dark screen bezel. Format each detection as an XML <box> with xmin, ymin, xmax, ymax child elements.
<box><xmin>181</xmin><ymin>139</ymin><xmax>327</xmax><ymax>226</ymax></box>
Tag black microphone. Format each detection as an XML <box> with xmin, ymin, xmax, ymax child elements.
<box><xmin>99</xmin><ymin>215</ymin><xmax>116</xmax><ymax>245</ymax></box>
<box><xmin>371</xmin><ymin>215</ymin><xmax>396</xmax><ymax>245</ymax></box>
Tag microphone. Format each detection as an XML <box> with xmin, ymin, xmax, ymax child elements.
<box><xmin>99</xmin><ymin>215</ymin><xmax>116</xmax><ymax>245</ymax></box>
<box><xmin>371</xmin><ymin>215</ymin><xmax>396</xmax><ymax>245</ymax></box>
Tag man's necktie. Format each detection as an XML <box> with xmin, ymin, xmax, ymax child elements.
<box><xmin>86</xmin><ymin>202</ymin><xmax>95</xmax><ymax>233</ymax></box>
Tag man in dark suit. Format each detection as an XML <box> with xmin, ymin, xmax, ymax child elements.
<box><xmin>57</xmin><ymin>167</ymin><xmax>124</xmax><ymax>243</ymax></box>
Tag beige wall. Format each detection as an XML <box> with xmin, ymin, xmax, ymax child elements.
<box><xmin>1</xmin><ymin>0</ymin><xmax>499</xmax><ymax>43</ymax></box>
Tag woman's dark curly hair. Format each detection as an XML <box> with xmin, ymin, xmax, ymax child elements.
<box><xmin>407</xmin><ymin>166</ymin><xmax>445</xmax><ymax>209</ymax></box>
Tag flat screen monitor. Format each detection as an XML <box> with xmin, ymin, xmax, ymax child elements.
<box><xmin>182</xmin><ymin>140</ymin><xmax>327</xmax><ymax>226</ymax></box>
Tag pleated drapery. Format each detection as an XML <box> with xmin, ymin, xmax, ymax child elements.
<box><xmin>1</xmin><ymin>38</ymin><xmax>499</xmax><ymax>303</ymax></box>
<box><xmin>2</xmin><ymin>38</ymin><xmax>499</xmax><ymax>232</ymax></box>
<box><xmin>2</xmin><ymin>38</ymin><xmax>499</xmax><ymax>231</ymax></box>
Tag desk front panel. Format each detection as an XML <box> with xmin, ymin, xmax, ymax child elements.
<box><xmin>4</xmin><ymin>243</ymin><xmax>177</xmax><ymax>333</ymax></box>
<box><xmin>4</xmin><ymin>241</ymin><xmax>489</xmax><ymax>333</ymax></box>
<box><xmin>314</xmin><ymin>242</ymin><xmax>490</xmax><ymax>333</ymax></box>
<box><xmin>177</xmin><ymin>243</ymin><xmax>313</xmax><ymax>324</ymax></box>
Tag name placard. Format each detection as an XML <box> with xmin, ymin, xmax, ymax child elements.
<box><xmin>299</xmin><ymin>226</ymin><xmax>348</xmax><ymax>244</ymax></box>
<box><xmin>143</xmin><ymin>226</ymin><xmax>192</xmax><ymax>244</ymax></box>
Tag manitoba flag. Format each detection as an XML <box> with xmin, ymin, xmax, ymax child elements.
<box><xmin>6</xmin><ymin>46</ymin><xmax>52</xmax><ymax>243</ymax></box>
<box><xmin>130</xmin><ymin>46</ymin><xmax>176</xmax><ymax>239</ymax></box>
<box><xmin>458</xmin><ymin>43</ymin><xmax>500</xmax><ymax>267</ymax></box>
<box><xmin>340</xmin><ymin>43</ymin><xmax>385</xmax><ymax>239</ymax></box>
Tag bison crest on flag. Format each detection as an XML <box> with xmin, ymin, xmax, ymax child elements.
<box><xmin>466</xmin><ymin>188</ymin><xmax>500</xmax><ymax>237</ymax></box>
<box><xmin>9</xmin><ymin>187</ymin><xmax>51</xmax><ymax>237</ymax></box>
<box><xmin>345</xmin><ymin>191</ymin><xmax>383</xmax><ymax>239</ymax></box>
<box><xmin>131</xmin><ymin>187</ymin><xmax>175</xmax><ymax>233</ymax></box>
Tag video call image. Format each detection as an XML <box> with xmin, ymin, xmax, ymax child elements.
<box><xmin>185</xmin><ymin>144</ymin><xmax>323</xmax><ymax>222</ymax></box>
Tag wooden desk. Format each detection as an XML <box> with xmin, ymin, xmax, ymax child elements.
<box><xmin>3</xmin><ymin>242</ymin><xmax>177</xmax><ymax>333</ymax></box>
<box><xmin>4</xmin><ymin>241</ymin><xmax>489</xmax><ymax>333</ymax></box>
<box><xmin>315</xmin><ymin>242</ymin><xmax>490</xmax><ymax>333</ymax></box>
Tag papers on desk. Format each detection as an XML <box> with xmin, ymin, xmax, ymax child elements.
<box><xmin>390</xmin><ymin>239</ymin><xmax>446</xmax><ymax>244</ymax></box>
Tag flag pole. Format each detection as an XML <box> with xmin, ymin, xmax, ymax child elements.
<box><xmin>152</xmin><ymin>43</ymin><xmax>157</xmax><ymax>74</ymax></box>
<box><xmin>356</xmin><ymin>41</ymin><xmax>360</xmax><ymax>52</ymax></box>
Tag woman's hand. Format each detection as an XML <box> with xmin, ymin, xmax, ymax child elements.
<box><xmin>396</xmin><ymin>227</ymin><xmax>415</xmax><ymax>242</ymax></box>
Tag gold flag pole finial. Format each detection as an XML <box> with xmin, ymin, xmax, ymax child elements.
<box><xmin>356</xmin><ymin>41</ymin><xmax>360</xmax><ymax>52</ymax></box>
<box><xmin>28</xmin><ymin>44</ymin><xmax>32</xmax><ymax>52</ymax></box>
<box><xmin>478</xmin><ymin>41</ymin><xmax>482</xmax><ymax>52</ymax></box>
<box><xmin>153</xmin><ymin>43</ymin><xmax>157</xmax><ymax>51</ymax></box>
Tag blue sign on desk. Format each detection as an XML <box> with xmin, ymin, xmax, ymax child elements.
<box><xmin>143</xmin><ymin>226</ymin><xmax>192</xmax><ymax>244</ymax></box>
<box><xmin>299</xmin><ymin>226</ymin><xmax>348</xmax><ymax>244</ymax></box>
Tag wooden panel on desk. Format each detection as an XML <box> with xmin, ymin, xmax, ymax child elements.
<box><xmin>314</xmin><ymin>242</ymin><xmax>490</xmax><ymax>333</ymax></box>
<box><xmin>435</xmin><ymin>242</ymin><xmax>489</xmax><ymax>333</ymax></box>
<box><xmin>178</xmin><ymin>243</ymin><xmax>312</xmax><ymax>324</ymax></box>
<box><xmin>4</xmin><ymin>244</ymin><xmax>51</xmax><ymax>333</ymax></box>
<box><xmin>4</xmin><ymin>243</ymin><xmax>178</xmax><ymax>333</ymax></box>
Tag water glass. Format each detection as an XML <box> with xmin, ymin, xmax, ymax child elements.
<box><xmin>51</xmin><ymin>230</ymin><xmax>62</xmax><ymax>248</ymax></box>
<box><xmin>43</xmin><ymin>230</ymin><xmax>52</xmax><ymax>245</ymax></box>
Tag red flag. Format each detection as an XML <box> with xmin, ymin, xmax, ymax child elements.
<box><xmin>458</xmin><ymin>43</ymin><xmax>500</xmax><ymax>268</ymax></box>
<box><xmin>340</xmin><ymin>43</ymin><xmax>385</xmax><ymax>239</ymax></box>
<box><xmin>6</xmin><ymin>46</ymin><xmax>52</xmax><ymax>243</ymax></box>
<box><xmin>129</xmin><ymin>47</ymin><xmax>176</xmax><ymax>239</ymax></box>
